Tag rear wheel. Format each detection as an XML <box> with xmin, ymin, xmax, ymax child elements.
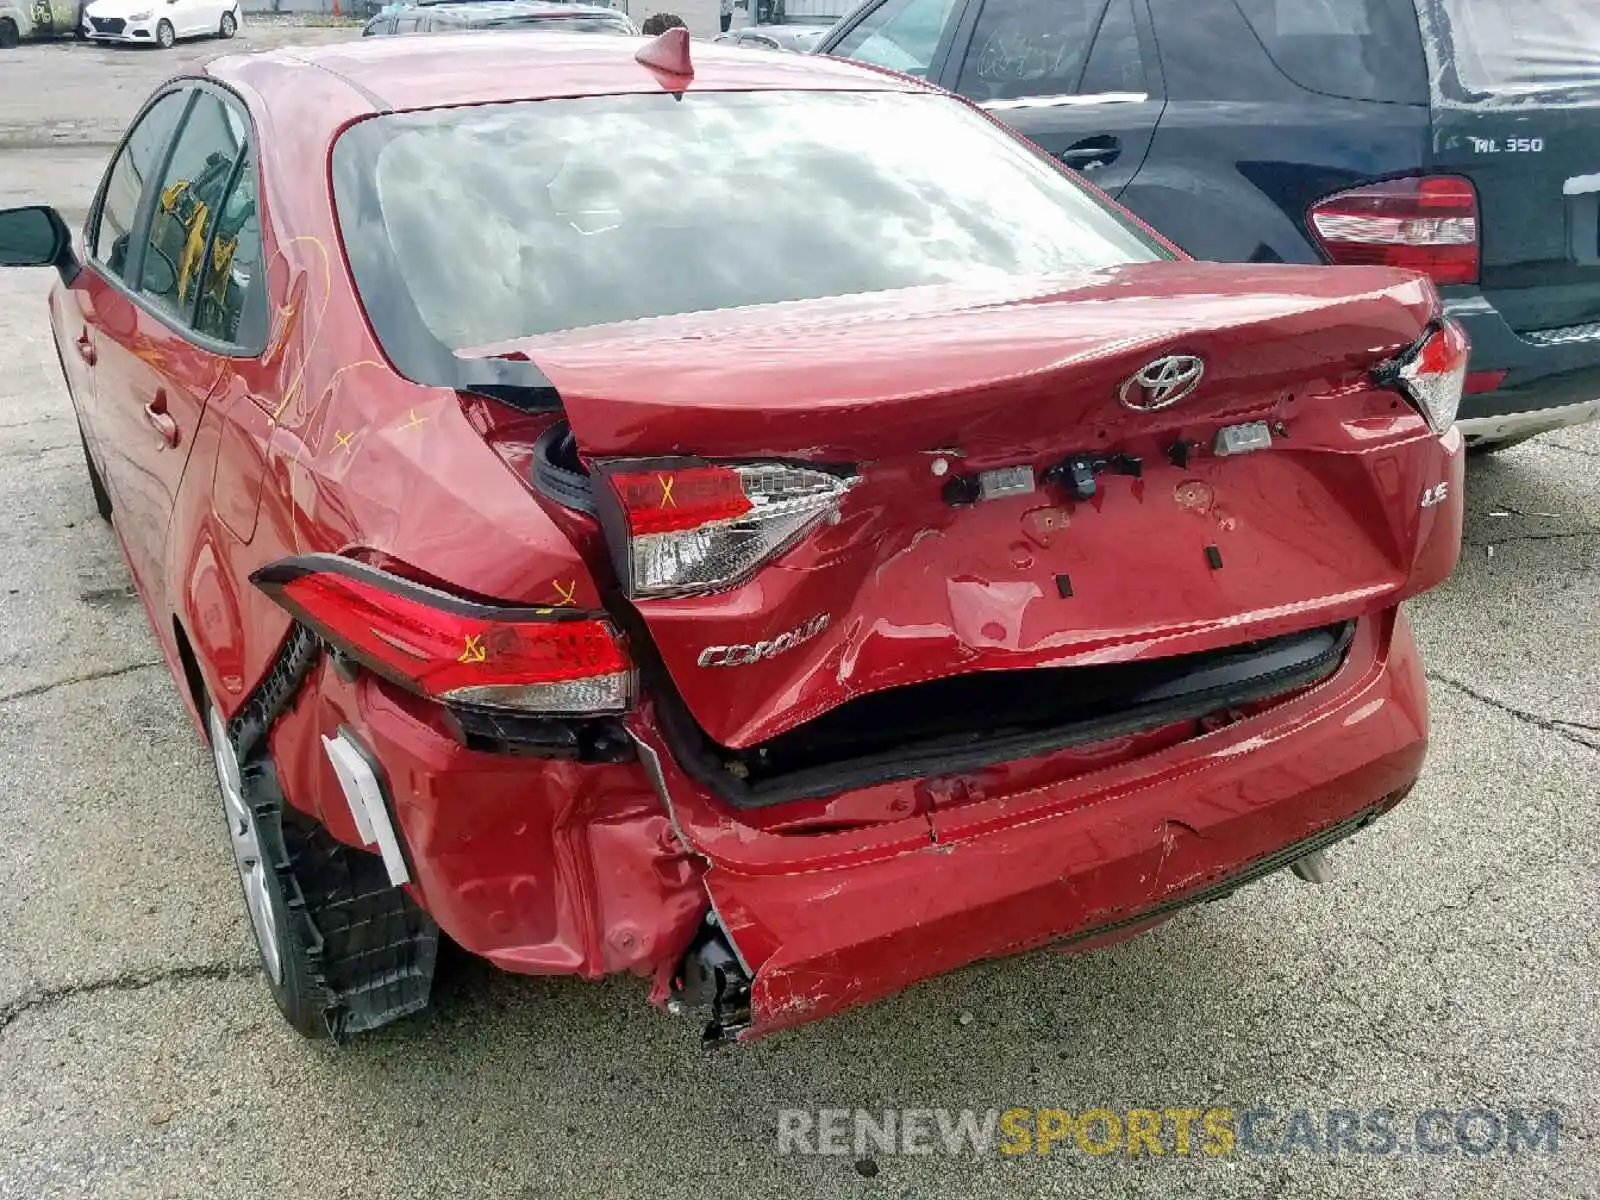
<box><xmin>155</xmin><ymin>18</ymin><xmax>173</xmax><ymax>47</ymax></box>
<box><xmin>208</xmin><ymin>705</ymin><xmax>330</xmax><ymax>1037</ymax></box>
<box><xmin>205</xmin><ymin>667</ymin><xmax>441</xmax><ymax>1040</ymax></box>
<box><xmin>218</xmin><ymin>10</ymin><xmax>235</xmax><ymax>37</ymax></box>
<box><xmin>0</xmin><ymin>19</ymin><xmax>19</xmax><ymax>49</ymax></box>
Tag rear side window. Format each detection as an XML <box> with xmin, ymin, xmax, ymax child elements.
<box><xmin>955</xmin><ymin>0</ymin><xmax>1145</xmax><ymax>103</ymax></box>
<box><xmin>139</xmin><ymin>92</ymin><xmax>248</xmax><ymax>323</ymax></box>
<box><xmin>1232</xmin><ymin>0</ymin><xmax>1427</xmax><ymax>104</ymax></box>
<box><xmin>193</xmin><ymin>149</ymin><xmax>266</xmax><ymax>349</ymax></box>
<box><xmin>1422</xmin><ymin>0</ymin><xmax>1600</xmax><ymax>99</ymax></box>
<box><xmin>90</xmin><ymin>90</ymin><xmax>189</xmax><ymax>278</ymax></box>
<box><xmin>829</xmin><ymin>0</ymin><xmax>961</xmax><ymax>77</ymax></box>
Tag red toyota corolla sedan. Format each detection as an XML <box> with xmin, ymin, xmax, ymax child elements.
<box><xmin>0</xmin><ymin>29</ymin><xmax>1465</xmax><ymax>1043</ymax></box>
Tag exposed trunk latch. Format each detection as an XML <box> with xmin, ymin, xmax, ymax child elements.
<box><xmin>1044</xmin><ymin>452</ymin><xmax>1143</xmax><ymax>501</ymax></box>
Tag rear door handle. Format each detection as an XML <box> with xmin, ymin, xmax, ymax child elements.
<box><xmin>144</xmin><ymin>392</ymin><xmax>180</xmax><ymax>449</ymax></box>
<box><xmin>1058</xmin><ymin>135</ymin><xmax>1122</xmax><ymax>170</ymax></box>
<box><xmin>75</xmin><ymin>331</ymin><xmax>96</xmax><ymax>366</ymax></box>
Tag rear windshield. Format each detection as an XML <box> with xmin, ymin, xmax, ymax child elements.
<box><xmin>1418</xmin><ymin>0</ymin><xmax>1600</xmax><ymax>101</ymax></box>
<box><xmin>1232</xmin><ymin>0</ymin><xmax>1427</xmax><ymax>105</ymax></box>
<box><xmin>332</xmin><ymin>90</ymin><xmax>1168</xmax><ymax>368</ymax></box>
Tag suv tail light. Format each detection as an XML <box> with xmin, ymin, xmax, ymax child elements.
<box><xmin>252</xmin><ymin>555</ymin><xmax>632</xmax><ymax>714</ymax></box>
<box><xmin>1308</xmin><ymin>176</ymin><xmax>1479</xmax><ymax>286</ymax></box>
<box><xmin>597</xmin><ymin>462</ymin><xmax>855</xmax><ymax>598</ymax></box>
<box><xmin>1378</xmin><ymin>320</ymin><xmax>1470</xmax><ymax>433</ymax></box>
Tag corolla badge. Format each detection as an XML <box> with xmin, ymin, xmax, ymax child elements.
<box><xmin>1119</xmin><ymin>355</ymin><xmax>1206</xmax><ymax>411</ymax></box>
<box><xmin>698</xmin><ymin>614</ymin><xmax>830</xmax><ymax>668</ymax></box>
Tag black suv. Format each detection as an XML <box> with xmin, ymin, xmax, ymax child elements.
<box><xmin>821</xmin><ymin>0</ymin><xmax>1600</xmax><ymax>450</ymax></box>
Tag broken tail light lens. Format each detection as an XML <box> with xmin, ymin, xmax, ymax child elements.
<box><xmin>1385</xmin><ymin>320</ymin><xmax>1470</xmax><ymax>433</ymax></box>
<box><xmin>252</xmin><ymin>555</ymin><xmax>632</xmax><ymax>714</ymax></box>
<box><xmin>1308</xmin><ymin>176</ymin><xmax>1479</xmax><ymax>286</ymax></box>
<box><xmin>599</xmin><ymin>462</ymin><xmax>854</xmax><ymax>597</ymax></box>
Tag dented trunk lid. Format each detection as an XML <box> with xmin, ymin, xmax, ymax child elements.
<box><xmin>510</xmin><ymin>262</ymin><xmax>1448</xmax><ymax>751</ymax></box>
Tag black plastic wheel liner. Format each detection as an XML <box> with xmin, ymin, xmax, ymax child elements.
<box><xmin>228</xmin><ymin>625</ymin><xmax>440</xmax><ymax>1037</ymax></box>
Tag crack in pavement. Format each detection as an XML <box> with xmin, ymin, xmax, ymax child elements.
<box><xmin>0</xmin><ymin>659</ymin><xmax>163</xmax><ymax>706</ymax></box>
<box><xmin>0</xmin><ymin>415</ymin><xmax>64</xmax><ymax>432</ymax></box>
<box><xmin>1426</xmin><ymin>672</ymin><xmax>1600</xmax><ymax>754</ymax></box>
<box><xmin>0</xmin><ymin>959</ymin><xmax>259</xmax><ymax>1035</ymax></box>
<box><xmin>0</xmin><ymin>442</ymin><xmax>76</xmax><ymax>460</ymax></box>
<box><xmin>1464</xmin><ymin>530</ymin><xmax>1600</xmax><ymax>547</ymax></box>
<box><xmin>1542</xmin><ymin>439</ymin><xmax>1600</xmax><ymax>461</ymax></box>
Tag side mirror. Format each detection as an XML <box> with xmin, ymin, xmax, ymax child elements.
<box><xmin>0</xmin><ymin>205</ymin><xmax>80</xmax><ymax>284</ymax></box>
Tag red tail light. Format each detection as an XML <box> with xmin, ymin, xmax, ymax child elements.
<box><xmin>609</xmin><ymin>465</ymin><xmax>753</xmax><ymax>535</ymax></box>
<box><xmin>598</xmin><ymin>460</ymin><xmax>855</xmax><ymax>598</ymax></box>
<box><xmin>252</xmin><ymin>555</ymin><xmax>631</xmax><ymax>714</ymax></box>
<box><xmin>1308</xmin><ymin>176</ymin><xmax>1479</xmax><ymax>286</ymax></box>
<box><xmin>1378</xmin><ymin>319</ymin><xmax>1470</xmax><ymax>433</ymax></box>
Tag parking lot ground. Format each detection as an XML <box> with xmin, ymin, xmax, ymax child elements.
<box><xmin>1</xmin><ymin>27</ymin><xmax>1598</xmax><ymax>1200</ymax></box>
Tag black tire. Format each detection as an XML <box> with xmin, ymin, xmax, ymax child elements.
<box><xmin>0</xmin><ymin>18</ymin><xmax>19</xmax><ymax>49</ymax></box>
<box><xmin>78</xmin><ymin>424</ymin><xmax>112</xmax><ymax>521</ymax></box>
<box><xmin>218</xmin><ymin>9</ymin><xmax>235</xmax><ymax>37</ymax></box>
<box><xmin>207</xmin><ymin>705</ymin><xmax>331</xmax><ymax>1037</ymax></box>
<box><xmin>155</xmin><ymin>17</ymin><xmax>173</xmax><ymax>47</ymax></box>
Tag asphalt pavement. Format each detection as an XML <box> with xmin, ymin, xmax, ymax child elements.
<box><xmin>0</xmin><ymin>24</ymin><xmax>1596</xmax><ymax>1200</ymax></box>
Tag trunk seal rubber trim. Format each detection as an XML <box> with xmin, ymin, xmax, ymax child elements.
<box><xmin>529</xmin><ymin>421</ymin><xmax>596</xmax><ymax>516</ymax></box>
<box><xmin>653</xmin><ymin>622</ymin><xmax>1357</xmax><ymax>808</ymax></box>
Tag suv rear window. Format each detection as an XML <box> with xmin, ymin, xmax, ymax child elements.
<box><xmin>477</xmin><ymin>13</ymin><xmax>634</xmax><ymax>30</ymax></box>
<box><xmin>332</xmin><ymin>90</ymin><xmax>1168</xmax><ymax>367</ymax></box>
<box><xmin>1420</xmin><ymin>0</ymin><xmax>1600</xmax><ymax>99</ymax></box>
<box><xmin>1233</xmin><ymin>0</ymin><xmax>1427</xmax><ymax>105</ymax></box>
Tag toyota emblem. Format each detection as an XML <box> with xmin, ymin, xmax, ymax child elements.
<box><xmin>1119</xmin><ymin>355</ymin><xmax>1205</xmax><ymax>411</ymax></box>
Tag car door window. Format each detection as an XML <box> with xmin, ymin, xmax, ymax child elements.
<box><xmin>193</xmin><ymin>147</ymin><xmax>265</xmax><ymax>350</ymax></box>
<box><xmin>1233</xmin><ymin>0</ymin><xmax>1426</xmax><ymax>105</ymax></box>
<box><xmin>1078</xmin><ymin>0</ymin><xmax>1146</xmax><ymax>93</ymax></box>
<box><xmin>955</xmin><ymin>0</ymin><xmax>1141</xmax><ymax>102</ymax></box>
<box><xmin>139</xmin><ymin>91</ymin><xmax>249</xmax><ymax>324</ymax></box>
<box><xmin>89</xmin><ymin>90</ymin><xmax>190</xmax><ymax>280</ymax></box>
<box><xmin>829</xmin><ymin>0</ymin><xmax>961</xmax><ymax>77</ymax></box>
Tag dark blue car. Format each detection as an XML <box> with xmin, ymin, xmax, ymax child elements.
<box><xmin>821</xmin><ymin>0</ymin><xmax>1600</xmax><ymax>450</ymax></box>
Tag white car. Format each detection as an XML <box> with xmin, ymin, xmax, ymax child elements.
<box><xmin>82</xmin><ymin>0</ymin><xmax>239</xmax><ymax>46</ymax></box>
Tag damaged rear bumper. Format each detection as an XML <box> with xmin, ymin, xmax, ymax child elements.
<box><xmin>634</xmin><ymin>611</ymin><xmax>1428</xmax><ymax>1041</ymax></box>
